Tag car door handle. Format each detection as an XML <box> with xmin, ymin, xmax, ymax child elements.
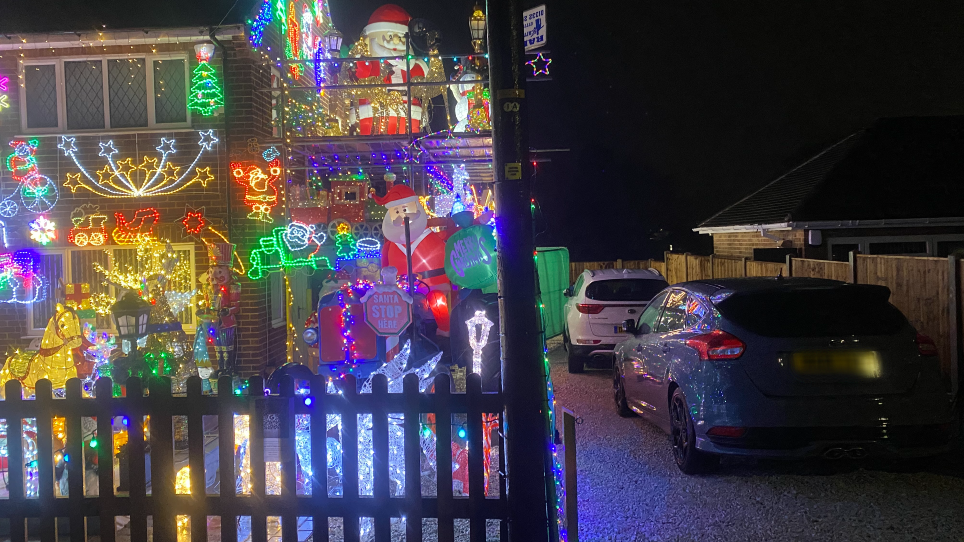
<box><xmin>634</xmin><ymin>344</ymin><xmax>643</xmax><ymax>353</ymax></box>
<box><xmin>661</xmin><ymin>343</ymin><xmax>671</xmax><ymax>353</ymax></box>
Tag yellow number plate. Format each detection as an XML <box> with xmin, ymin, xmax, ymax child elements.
<box><xmin>791</xmin><ymin>351</ymin><xmax>880</xmax><ymax>377</ymax></box>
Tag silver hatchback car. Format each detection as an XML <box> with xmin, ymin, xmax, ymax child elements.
<box><xmin>612</xmin><ymin>277</ymin><xmax>955</xmax><ymax>474</ymax></box>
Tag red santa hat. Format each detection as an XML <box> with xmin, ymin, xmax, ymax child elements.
<box><xmin>364</xmin><ymin>4</ymin><xmax>412</xmax><ymax>35</ymax></box>
<box><xmin>373</xmin><ymin>183</ymin><xmax>419</xmax><ymax>208</ymax></box>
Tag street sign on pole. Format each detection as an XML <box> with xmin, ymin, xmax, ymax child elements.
<box><xmin>523</xmin><ymin>4</ymin><xmax>547</xmax><ymax>51</ymax></box>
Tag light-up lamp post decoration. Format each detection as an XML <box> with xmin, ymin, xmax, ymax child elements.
<box><xmin>109</xmin><ymin>291</ymin><xmax>153</xmax><ymax>385</ymax></box>
<box><xmin>324</xmin><ymin>28</ymin><xmax>343</xmax><ymax>55</ymax></box>
<box><xmin>469</xmin><ymin>4</ymin><xmax>487</xmax><ymax>54</ymax></box>
<box><xmin>466</xmin><ymin>310</ymin><xmax>494</xmax><ymax>375</ymax></box>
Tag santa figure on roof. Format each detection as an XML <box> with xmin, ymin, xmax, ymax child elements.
<box><xmin>353</xmin><ymin>4</ymin><xmax>430</xmax><ymax>135</ymax></box>
<box><xmin>374</xmin><ymin>183</ymin><xmax>452</xmax><ymax>335</ymax></box>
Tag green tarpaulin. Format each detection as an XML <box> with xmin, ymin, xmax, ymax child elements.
<box><xmin>535</xmin><ymin>246</ymin><xmax>569</xmax><ymax>338</ymax></box>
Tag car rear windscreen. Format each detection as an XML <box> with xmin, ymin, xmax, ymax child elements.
<box><xmin>716</xmin><ymin>286</ymin><xmax>907</xmax><ymax>337</ymax></box>
<box><xmin>585</xmin><ymin>279</ymin><xmax>668</xmax><ymax>302</ymax></box>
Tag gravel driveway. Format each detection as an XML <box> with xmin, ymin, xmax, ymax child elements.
<box><xmin>548</xmin><ymin>343</ymin><xmax>964</xmax><ymax>542</ymax></box>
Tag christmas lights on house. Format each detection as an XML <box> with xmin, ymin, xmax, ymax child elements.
<box><xmin>58</xmin><ymin>131</ymin><xmax>219</xmax><ymax>198</ymax></box>
<box><xmin>188</xmin><ymin>43</ymin><xmax>224</xmax><ymax>116</ymax></box>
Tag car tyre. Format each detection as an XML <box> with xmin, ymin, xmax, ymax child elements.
<box><xmin>613</xmin><ymin>365</ymin><xmax>634</xmax><ymax>417</ymax></box>
<box><xmin>670</xmin><ymin>388</ymin><xmax>719</xmax><ymax>475</ymax></box>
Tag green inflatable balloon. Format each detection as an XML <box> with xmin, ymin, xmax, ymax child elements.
<box><xmin>445</xmin><ymin>224</ymin><xmax>497</xmax><ymax>289</ymax></box>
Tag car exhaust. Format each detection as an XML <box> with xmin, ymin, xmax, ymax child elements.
<box><xmin>846</xmin><ymin>447</ymin><xmax>868</xmax><ymax>459</ymax></box>
<box><xmin>823</xmin><ymin>447</ymin><xmax>846</xmax><ymax>459</ymax></box>
<box><xmin>823</xmin><ymin>447</ymin><xmax>868</xmax><ymax>459</ymax></box>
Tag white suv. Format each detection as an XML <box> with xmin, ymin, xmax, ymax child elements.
<box><xmin>563</xmin><ymin>268</ymin><xmax>669</xmax><ymax>373</ymax></box>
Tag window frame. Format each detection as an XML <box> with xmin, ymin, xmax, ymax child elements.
<box><xmin>19</xmin><ymin>54</ymin><xmax>192</xmax><ymax>135</ymax></box>
<box><xmin>270</xmin><ymin>272</ymin><xmax>286</xmax><ymax>328</ymax></box>
<box><xmin>24</xmin><ymin>244</ymin><xmax>198</xmax><ymax>337</ymax></box>
<box><xmin>635</xmin><ymin>290</ymin><xmax>668</xmax><ymax>333</ymax></box>
<box><xmin>654</xmin><ymin>289</ymin><xmax>689</xmax><ymax>333</ymax></box>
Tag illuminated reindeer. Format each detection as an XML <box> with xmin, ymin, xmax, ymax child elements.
<box><xmin>68</xmin><ymin>204</ymin><xmax>108</xmax><ymax>247</ymax></box>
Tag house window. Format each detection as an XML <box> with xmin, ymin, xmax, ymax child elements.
<box><xmin>21</xmin><ymin>56</ymin><xmax>190</xmax><ymax>133</ymax></box>
<box><xmin>26</xmin><ymin>245</ymin><xmax>197</xmax><ymax>336</ymax></box>
<box><xmin>23</xmin><ymin>64</ymin><xmax>59</xmax><ymax>129</ymax></box>
<box><xmin>270</xmin><ymin>272</ymin><xmax>286</xmax><ymax>328</ymax></box>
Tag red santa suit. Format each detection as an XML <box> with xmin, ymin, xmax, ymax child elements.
<box><xmin>375</xmin><ymin>184</ymin><xmax>452</xmax><ymax>333</ymax></box>
<box><xmin>355</xmin><ymin>5</ymin><xmax>428</xmax><ymax>135</ymax></box>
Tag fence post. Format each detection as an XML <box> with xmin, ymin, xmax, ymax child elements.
<box><xmin>709</xmin><ymin>254</ymin><xmax>715</xmax><ymax>279</ymax></box>
<box><xmin>949</xmin><ymin>256</ymin><xmax>960</xmax><ymax>400</ymax></box>
<box><xmin>741</xmin><ymin>257</ymin><xmax>747</xmax><ymax>277</ymax></box>
<box><xmin>684</xmin><ymin>253</ymin><xmax>690</xmax><ymax>282</ymax></box>
<box><xmin>785</xmin><ymin>254</ymin><xmax>793</xmax><ymax>277</ymax></box>
<box><xmin>848</xmin><ymin>251</ymin><xmax>858</xmax><ymax>284</ymax></box>
<box><xmin>616</xmin><ymin>258</ymin><xmax>623</xmax><ymax>268</ymax></box>
<box><xmin>562</xmin><ymin>409</ymin><xmax>578</xmax><ymax>542</ymax></box>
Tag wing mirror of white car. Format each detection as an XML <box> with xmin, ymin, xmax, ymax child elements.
<box><xmin>563</xmin><ymin>286</ymin><xmax>573</xmax><ymax>297</ymax></box>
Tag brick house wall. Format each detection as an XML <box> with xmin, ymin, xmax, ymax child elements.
<box><xmin>709</xmin><ymin>230</ymin><xmax>806</xmax><ymax>259</ymax></box>
<box><xmin>0</xmin><ymin>33</ymin><xmax>288</xmax><ymax>377</ymax></box>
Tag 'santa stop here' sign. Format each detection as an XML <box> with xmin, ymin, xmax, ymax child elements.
<box><xmin>364</xmin><ymin>290</ymin><xmax>413</xmax><ymax>336</ymax></box>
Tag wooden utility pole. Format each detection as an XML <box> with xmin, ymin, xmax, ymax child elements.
<box><xmin>487</xmin><ymin>0</ymin><xmax>552</xmax><ymax>540</ymax></box>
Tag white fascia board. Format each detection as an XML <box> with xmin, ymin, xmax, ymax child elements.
<box><xmin>693</xmin><ymin>223</ymin><xmax>792</xmax><ymax>234</ymax></box>
<box><xmin>0</xmin><ymin>27</ymin><xmax>244</xmax><ymax>51</ymax></box>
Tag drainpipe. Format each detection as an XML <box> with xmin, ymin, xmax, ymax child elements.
<box><xmin>210</xmin><ymin>27</ymin><xmax>233</xmax><ymax>241</ymax></box>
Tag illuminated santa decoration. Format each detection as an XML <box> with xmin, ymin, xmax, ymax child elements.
<box><xmin>352</xmin><ymin>4</ymin><xmax>429</xmax><ymax>135</ymax></box>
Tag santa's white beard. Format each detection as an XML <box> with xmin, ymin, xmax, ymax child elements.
<box><xmin>382</xmin><ymin>210</ymin><xmax>428</xmax><ymax>245</ymax></box>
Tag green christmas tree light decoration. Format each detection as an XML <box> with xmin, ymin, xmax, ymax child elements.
<box><xmin>188</xmin><ymin>43</ymin><xmax>224</xmax><ymax>117</ymax></box>
<box><xmin>334</xmin><ymin>222</ymin><xmax>358</xmax><ymax>261</ymax></box>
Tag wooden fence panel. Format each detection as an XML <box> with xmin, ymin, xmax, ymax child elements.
<box><xmin>666</xmin><ymin>254</ymin><xmax>687</xmax><ymax>285</ymax></box>
<box><xmin>746</xmin><ymin>260</ymin><xmax>787</xmax><ymax>278</ymax></box>
<box><xmin>791</xmin><ymin>258</ymin><xmax>851</xmax><ymax>282</ymax></box>
<box><xmin>858</xmin><ymin>255</ymin><xmax>950</xmax><ymax>376</ymax></box>
<box><xmin>687</xmin><ymin>255</ymin><xmax>712</xmax><ymax>281</ymax></box>
<box><xmin>0</xmin><ymin>375</ymin><xmax>508</xmax><ymax>542</ymax></box>
<box><xmin>713</xmin><ymin>257</ymin><xmax>745</xmax><ymax>279</ymax></box>
<box><xmin>650</xmin><ymin>260</ymin><xmax>666</xmax><ymax>278</ymax></box>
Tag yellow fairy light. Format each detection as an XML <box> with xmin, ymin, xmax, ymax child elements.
<box><xmin>175</xmin><ymin>465</ymin><xmax>191</xmax><ymax>494</ymax></box>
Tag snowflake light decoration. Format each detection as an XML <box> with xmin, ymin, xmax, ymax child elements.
<box><xmin>28</xmin><ymin>216</ymin><xmax>56</xmax><ymax>245</ymax></box>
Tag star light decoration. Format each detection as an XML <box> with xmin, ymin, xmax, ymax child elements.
<box><xmin>58</xmin><ymin>131</ymin><xmax>219</xmax><ymax>198</ymax></box>
<box><xmin>526</xmin><ymin>52</ymin><xmax>552</xmax><ymax>76</ymax></box>
<box><xmin>179</xmin><ymin>206</ymin><xmax>208</xmax><ymax>236</ymax></box>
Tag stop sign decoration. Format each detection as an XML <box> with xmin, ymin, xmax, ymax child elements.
<box><xmin>363</xmin><ymin>288</ymin><xmax>413</xmax><ymax>336</ymax></box>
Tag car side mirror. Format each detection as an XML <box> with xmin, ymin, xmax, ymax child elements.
<box><xmin>623</xmin><ymin>319</ymin><xmax>637</xmax><ymax>335</ymax></box>
<box><xmin>637</xmin><ymin>322</ymin><xmax>651</xmax><ymax>335</ymax></box>
<box><xmin>563</xmin><ymin>286</ymin><xmax>573</xmax><ymax>297</ymax></box>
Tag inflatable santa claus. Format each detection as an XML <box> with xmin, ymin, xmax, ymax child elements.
<box><xmin>374</xmin><ymin>184</ymin><xmax>452</xmax><ymax>334</ymax></box>
<box><xmin>354</xmin><ymin>4</ymin><xmax>429</xmax><ymax>135</ymax></box>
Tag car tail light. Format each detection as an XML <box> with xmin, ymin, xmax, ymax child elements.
<box><xmin>685</xmin><ymin>330</ymin><xmax>746</xmax><ymax>360</ymax></box>
<box><xmin>576</xmin><ymin>304</ymin><xmax>605</xmax><ymax>314</ymax></box>
<box><xmin>916</xmin><ymin>333</ymin><xmax>938</xmax><ymax>356</ymax></box>
<box><xmin>706</xmin><ymin>426</ymin><xmax>746</xmax><ymax>438</ymax></box>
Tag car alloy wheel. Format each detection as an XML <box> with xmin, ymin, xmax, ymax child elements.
<box><xmin>669</xmin><ymin>388</ymin><xmax>720</xmax><ymax>474</ymax></box>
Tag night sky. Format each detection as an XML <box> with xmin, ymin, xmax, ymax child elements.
<box><xmin>3</xmin><ymin>0</ymin><xmax>963</xmax><ymax>260</ymax></box>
